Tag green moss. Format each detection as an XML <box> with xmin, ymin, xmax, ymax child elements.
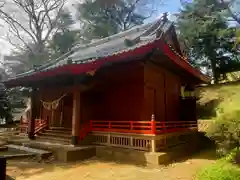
<box><xmin>197</xmin><ymin>160</ymin><xmax>240</xmax><ymax>180</ymax></box>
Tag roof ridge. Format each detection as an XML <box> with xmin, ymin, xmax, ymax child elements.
<box><xmin>74</xmin><ymin>23</ymin><xmax>151</xmax><ymax>49</ymax></box>
<box><xmin>11</xmin><ymin>14</ymin><xmax>169</xmax><ymax>77</ymax></box>
<box><xmin>30</xmin><ymin>21</ymin><xmax>154</xmax><ymax>72</ymax></box>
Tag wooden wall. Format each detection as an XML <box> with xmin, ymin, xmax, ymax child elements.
<box><xmin>81</xmin><ymin>62</ymin><xmax>144</xmax><ymax>122</ymax></box>
<box><xmin>36</xmin><ymin>62</ymin><xmax>144</xmax><ymax>126</ymax></box>
<box><xmin>35</xmin><ymin>60</ymin><xmax>195</xmax><ymax>125</ymax></box>
<box><xmin>143</xmin><ymin>62</ymin><xmax>181</xmax><ymax>122</ymax></box>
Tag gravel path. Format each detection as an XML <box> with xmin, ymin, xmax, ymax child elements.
<box><xmin>7</xmin><ymin>150</ymin><xmax>216</xmax><ymax>180</ymax></box>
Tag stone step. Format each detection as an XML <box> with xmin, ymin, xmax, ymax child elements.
<box><xmin>44</xmin><ymin>129</ymin><xmax>71</xmax><ymax>135</ymax></box>
<box><xmin>49</xmin><ymin>127</ymin><xmax>71</xmax><ymax>131</ymax></box>
<box><xmin>6</xmin><ymin>144</ymin><xmax>52</xmax><ymax>160</ymax></box>
<box><xmin>35</xmin><ymin>136</ymin><xmax>71</xmax><ymax>145</ymax></box>
<box><xmin>40</xmin><ymin>132</ymin><xmax>71</xmax><ymax>139</ymax></box>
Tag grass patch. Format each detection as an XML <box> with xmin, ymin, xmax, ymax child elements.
<box><xmin>197</xmin><ymin>160</ymin><xmax>240</xmax><ymax>180</ymax></box>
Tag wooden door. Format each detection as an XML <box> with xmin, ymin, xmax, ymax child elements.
<box><xmin>144</xmin><ymin>86</ymin><xmax>156</xmax><ymax>120</ymax></box>
<box><xmin>165</xmin><ymin>74</ymin><xmax>180</xmax><ymax>122</ymax></box>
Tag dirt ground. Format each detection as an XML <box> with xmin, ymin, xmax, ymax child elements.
<box><xmin>7</xmin><ymin>150</ymin><xmax>216</xmax><ymax>180</ymax></box>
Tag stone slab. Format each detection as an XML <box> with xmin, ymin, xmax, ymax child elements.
<box><xmin>6</xmin><ymin>144</ymin><xmax>51</xmax><ymax>157</ymax></box>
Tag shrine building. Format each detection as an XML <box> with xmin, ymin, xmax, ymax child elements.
<box><xmin>2</xmin><ymin>15</ymin><xmax>210</xmax><ymax>164</ymax></box>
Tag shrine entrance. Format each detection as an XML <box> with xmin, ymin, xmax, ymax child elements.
<box><xmin>40</xmin><ymin>93</ymin><xmax>73</xmax><ymax>129</ymax></box>
<box><xmin>61</xmin><ymin>94</ymin><xmax>73</xmax><ymax>129</ymax></box>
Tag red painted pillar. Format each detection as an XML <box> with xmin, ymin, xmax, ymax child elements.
<box><xmin>151</xmin><ymin>114</ymin><xmax>156</xmax><ymax>152</ymax></box>
<box><xmin>151</xmin><ymin>114</ymin><xmax>156</xmax><ymax>134</ymax></box>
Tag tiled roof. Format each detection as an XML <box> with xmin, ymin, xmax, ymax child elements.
<box><xmin>6</xmin><ymin>15</ymin><xmax>172</xmax><ymax>80</ymax></box>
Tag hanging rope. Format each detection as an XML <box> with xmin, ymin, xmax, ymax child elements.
<box><xmin>42</xmin><ymin>102</ymin><xmax>52</xmax><ymax>110</ymax></box>
<box><xmin>40</xmin><ymin>94</ymin><xmax>67</xmax><ymax>110</ymax></box>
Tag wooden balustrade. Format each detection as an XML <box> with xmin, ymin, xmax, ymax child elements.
<box><xmin>90</xmin><ymin>120</ymin><xmax>153</xmax><ymax>134</ymax></box>
<box><xmin>155</xmin><ymin>121</ymin><xmax>197</xmax><ymax>133</ymax></box>
<box><xmin>91</xmin><ymin>130</ymin><xmax>198</xmax><ymax>152</ymax></box>
<box><xmin>19</xmin><ymin>117</ymin><xmax>48</xmax><ymax>135</ymax></box>
<box><xmin>91</xmin><ymin>132</ymin><xmax>152</xmax><ymax>151</ymax></box>
<box><xmin>34</xmin><ymin>119</ymin><xmax>48</xmax><ymax>134</ymax></box>
<box><xmin>90</xmin><ymin>120</ymin><xmax>197</xmax><ymax>135</ymax></box>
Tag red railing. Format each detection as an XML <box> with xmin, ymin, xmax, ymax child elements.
<box><xmin>90</xmin><ymin>121</ymin><xmax>153</xmax><ymax>134</ymax></box>
<box><xmin>78</xmin><ymin>120</ymin><xmax>197</xmax><ymax>141</ymax></box>
<box><xmin>19</xmin><ymin>117</ymin><xmax>48</xmax><ymax>135</ymax></box>
<box><xmin>89</xmin><ymin>120</ymin><xmax>197</xmax><ymax>135</ymax></box>
<box><xmin>155</xmin><ymin>121</ymin><xmax>197</xmax><ymax>133</ymax></box>
<box><xmin>34</xmin><ymin>119</ymin><xmax>48</xmax><ymax>134</ymax></box>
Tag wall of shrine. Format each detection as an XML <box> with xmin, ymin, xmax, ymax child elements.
<box><xmin>80</xmin><ymin>62</ymin><xmax>144</xmax><ymax>122</ymax></box>
<box><xmin>143</xmin><ymin>62</ymin><xmax>181</xmax><ymax>122</ymax></box>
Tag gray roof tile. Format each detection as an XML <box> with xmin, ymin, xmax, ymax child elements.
<box><xmin>5</xmin><ymin>15</ymin><xmax>173</xmax><ymax>81</ymax></box>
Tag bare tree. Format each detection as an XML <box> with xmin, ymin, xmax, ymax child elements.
<box><xmin>0</xmin><ymin>0</ymin><xmax>67</xmax><ymax>64</ymax></box>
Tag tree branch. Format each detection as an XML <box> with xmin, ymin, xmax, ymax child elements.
<box><xmin>0</xmin><ymin>0</ymin><xmax>67</xmax><ymax>54</ymax></box>
<box><xmin>0</xmin><ymin>8</ymin><xmax>38</xmax><ymax>44</ymax></box>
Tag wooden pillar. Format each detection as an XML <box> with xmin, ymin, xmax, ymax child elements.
<box><xmin>72</xmin><ymin>87</ymin><xmax>80</xmax><ymax>145</ymax></box>
<box><xmin>28</xmin><ymin>87</ymin><xmax>37</xmax><ymax>139</ymax></box>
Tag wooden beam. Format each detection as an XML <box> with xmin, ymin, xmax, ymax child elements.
<box><xmin>71</xmin><ymin>87</ymin><xmax>80</xmax><ymax>145</ymax></box>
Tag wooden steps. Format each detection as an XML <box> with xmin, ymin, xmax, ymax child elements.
<box><xmin>36</xmin><ymin>128</ymin><xmax>72</xmax><ymax>145</ymax></box>
<box><xmin>35</xmin><ymin>136</ymin><xmax>71</xmax><ymax>144</ymax></box>
<box><xmin>39</xmin><ymin>132</ymin><xmax>71</xmax><ymax>139</ymax></box>
<box><xmin>44</xmin><ymin>129</ymin><xmax>71</xmax><ymax>135</ymax></box>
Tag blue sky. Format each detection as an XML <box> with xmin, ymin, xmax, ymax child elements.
<box><xmin>148</xmin><ymin>0</ymin><xmax>182</xmax><ymax>22</ymax></box>
<box><xmin>160</xmin><ymin>0</ymin><xmax>181</xmax><ymax>14</ymax></box>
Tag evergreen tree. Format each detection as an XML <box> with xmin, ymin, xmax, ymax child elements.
<box><xmin>177</xmin><ymin>0</ymin><xmax>238</xmax><ymax>83</ymax></box>
<box><xmin>48</xmin><ymin>10</ymin><xmax>79</xmax><ymax>59</ymax></box>
<box><xmin>77</xmin><ymin>0</ymin><xmax>157</xmax><ymax>40</ymax></box>
<box><xmin>0</xmin><ymin>75</ymin><xmax>12</xmax><ymax>124</ymax></box>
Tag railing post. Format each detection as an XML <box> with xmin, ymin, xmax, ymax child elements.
<box><xmin>151</xmin><ymin>114</ymin><xmax>156</xmax><ymax>134</ymax></box>
<box><xmin>151</xmin><ymin>114</ymin><xmax>157</xmax><ymax>153</ymax></box>
<box><xmin>130</xmin><ymin>121</ymin><xmax>133</xmax><ymax>130</ymax></box>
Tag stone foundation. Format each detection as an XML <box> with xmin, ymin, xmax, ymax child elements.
<box><xmin>56</xmin><ymin>146</ymin><xmax>95</xmax><ymax>162</ymax></box>
<box><xmin>8</xmin><ymin>131</ymin><xmax>203</xmax><ymax>166</ymax></box>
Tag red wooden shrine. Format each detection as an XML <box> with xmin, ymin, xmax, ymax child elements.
<box><xmin>3</xmin><ymin>15</ymin><xmax>209</xmax><ymax>150</ymax></box>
